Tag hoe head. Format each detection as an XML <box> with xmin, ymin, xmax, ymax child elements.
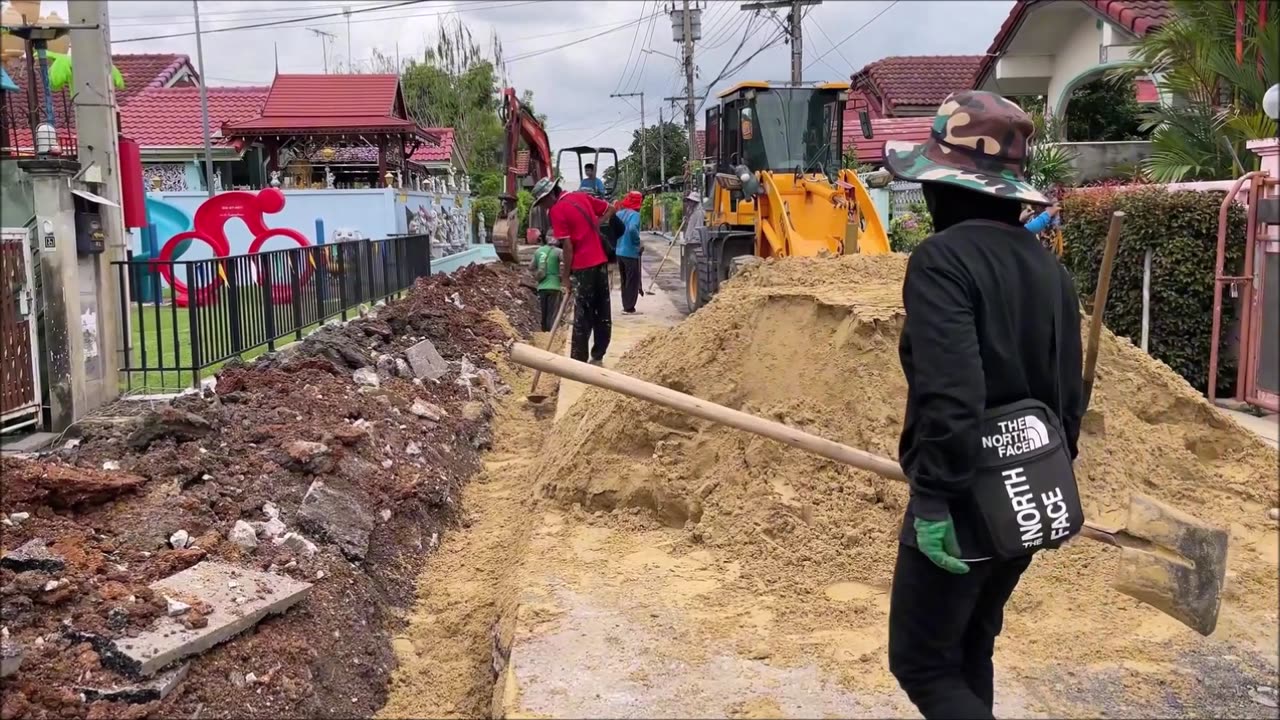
<box><xmin>1107</xmin><ymin>493</ymin><xmax>1230</xmax><ymax>637</ymax></box>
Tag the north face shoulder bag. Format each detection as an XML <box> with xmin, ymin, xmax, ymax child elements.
<box><xmin>968</xmin><ymin>293</ymin><xmax>1084</xmax><ymax>559</ymax></box>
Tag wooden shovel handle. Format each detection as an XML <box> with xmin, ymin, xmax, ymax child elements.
<box><xmin>528</xmin><ymin>295</ymin><xmax>571</xmax><ymax>396</ymax></box>
<box><xmin>1082</xmin><ymin>211</ymin><xmax>1125</xmax><ymax>408</ymax></box>
<box><xmin>509</xmin><ymin>342</ymin><xmax>1120</xmax><ymax>539</ymax></box>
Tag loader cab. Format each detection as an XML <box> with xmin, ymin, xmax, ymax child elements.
<box><xmin>557</xmin><ymin>145</ymin><xmax>619</xmax><ymax>199</ymax></box>
<box><xmin>704</xmin><ymin>82</ymin><xmax>848</xmax><ymax>227</ymax></box>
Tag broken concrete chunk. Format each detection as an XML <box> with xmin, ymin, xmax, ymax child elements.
<box><xmin>255</xmin><ymin>516</ymin><xmax>287</xmax><ymax>540</ymax></box>
<box><xmin>8</xmin><ymin>512</ymin><xmax>30</xmax><ymax>525</ymax></box>
<box><xmin>409</xmin><ymin>399</ymin><xmax>445</xmax><ymax>422</ymax></box>
<box><xmin>406</xmin><ymin>442</ymin><xmax>422</xmax><ymax>456</ymax></box>
<box><xmin>0</xmin><ymin>637</ymin><xmax>23</xmax><ymax>678</ymax></box>
<box><xmin>263</xmin><ymin>502</ymin><xmax>280</xmax><ymax>520</ymax></box>
<box><xmin>282</xmin><ymin>440</ymin><xmax>334</xmax><ymax>474</ymax></box>
<box><xmin>102</xmin><ymin>460</ymin><xmax>121</xmax><ymax>471</ymax></box>
<box><xmin>165</xmin><ymin>597</ymin><xmax>191</xmax><ymax>617</ymax></box>
<box><xmin>1</xmin><ymin>539</ymin><xmax>66</xmax><ymax>573</ymax></box>
<box><xmin>380</xmin><ymin>509</ymin><xmax>392</xmax><ymax>522</ymax></box>
<box><xmin>127</xmin><ymin>407</ymin><xmax>214</xmax><ymax>451</ymax></box>
<box><xmin>352</xmin><ymin>367</ymin><xmax>381</xmax><ymax>387</ymax></box>
<box><xmin>228</xmin><ymin>520</ymin><xmax>258</xmax><ymax>549</ymax></box>
<box><xmin>297</xmin><ymin>480</ymin><xmax>374</xmax><ymax>561</ymax></box>
<box><xmin>273</xmin><ymin>533</ymin><xmax>318</xmax><ymax>558</ymax></box>
<box><xmin>394</xmin><ymin>358</ymin><xmax>413</xmax><ymax>378</ymax></box>
<box><xmin>169</xmin><ymin>530</ymin><xmax>191</xmax><ymax>550</ymax></box>
<box><xmin>78</xmin><ymin>663</ymin><xmax>189</xmax><ymax>704</ymax></box>
<box><xmin>405</xmin><ymin>339</ymin><xmax>448</xmax><ymax>381</ymax></box>
<box><xmin>109</xmin><ymin>562</ymin><xmax>311</xmax><ymax>677</ymax></box>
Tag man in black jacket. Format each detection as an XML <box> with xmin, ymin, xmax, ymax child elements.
<box><xmin>881</xmin><ymin>90</ymin><xmax>1085</xmax><ymax>719</ymax></box>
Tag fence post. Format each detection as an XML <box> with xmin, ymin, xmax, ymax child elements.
<box><xmin>185</xmin><ymin>263</ymin><xmax>202</xmax><ymax>389</ymax></box>
<box><xmin>262</xmin><ymin>255</ymin><xmax>277</xmax><ymax>351</ymax></box>
<box><xmin>290</xmin><ymin>250</ymin><xmax>304</xmax><ymax>340</ymax></box>
<box><xmin>338</xmin><ymin>242</ymin><xmax>350</xmax><ymax>322</ymax></box>
<box><xmin>226</xmin><ymin>257</ymin><xmax>244</xmax><ymax>356</ymax></box>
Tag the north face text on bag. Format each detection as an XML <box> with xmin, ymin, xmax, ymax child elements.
<box><xmin>983</xmin><ymin>414</ymin><xmax>1049</xmax><ymax>458</ymax></box>
<box><xmin>1001</xmin><ymin>467</ymin><xmax>1073</xmax><ymax>550</ymax></box>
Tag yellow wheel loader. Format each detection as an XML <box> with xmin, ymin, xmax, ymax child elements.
<box><xmin>681</xmin><ymin>81</ymin><xmax>891</xmax><ymax>312</ymax></box>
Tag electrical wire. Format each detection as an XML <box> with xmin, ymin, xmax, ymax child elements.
<box><xmin>804</xmin><ymin>15</ymin><xmax>851</xmax><ymax>80</ymax></box>
<box><xmin>625</xmin><ymin>7</ymin><xmax>662</xmax><ymax>93</ymax></box>
<box><xmin>505</xmin><ymin>11</ymin><xmax>664</xmax><ymax>63</ymax></box>
<box><xmin>803</xmin><ymin>0</ymin><xmax>900</xmax><ymax>71</ymax></box>
<box><xmin>614</xmin><ymin>0</ymin><xmax>648</xmax><ymax>95</ymax></box>
<box><xmin>108</xmin><ymin>1</ymin><xmax>402</xmax><ymax>27</ymax></box>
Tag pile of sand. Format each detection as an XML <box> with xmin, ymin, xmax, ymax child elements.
<box><xmin>536</xmin><ymin>254</ymin><xmax>1278</xmax><ymax>681</ymax></box>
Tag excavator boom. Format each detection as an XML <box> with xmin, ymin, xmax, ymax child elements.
<box><xmin>493</xmin><ymin>87</ymin><xmax>552</xmax><ymax>261</ymax></box>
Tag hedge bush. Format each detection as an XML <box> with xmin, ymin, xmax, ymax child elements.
<box><xmin>889</xmin><ymin>202</ymin><xmax>932</xmax><ymax>253</ymax></box>
<box><xmin>1061</xmin><ymin>187</ymin><xmax>1246</xmax><ymax>396</ymax></box>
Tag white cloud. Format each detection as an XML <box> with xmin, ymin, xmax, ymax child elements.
<box><xmin>46</xmin><ymin>0</ymin><xmax>1014</xmax><ymax>176</ymax></box>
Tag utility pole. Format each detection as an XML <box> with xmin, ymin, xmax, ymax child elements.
<box><xmin>308</xmin><ymin>27</ymin><xmax>337</xmax><ymax>73</ymax></box>
<box><xmin>678</xmin><ymin>0</ymin><xmax>698</xmax><ymax>170</ymax></box>
<box><xmin>344</xmin><ymin>6</ymin><xmax>352</xmax><ymax>73</ymax></box>
<box><xmin>658</xmin><ymin>106</ymin><xmax>666</xmax><ymax>190</ymax></box>
<box><xmin>610</xmin><ymin>91</ymin><xmax>645</xmax><ymax>188</ymax></box>
<box><xmin>192</xmin><ymin>0</ymin><xmax>215</xmax><ymax>197</ymax></box>
<box><xmin>741</xmin><ymin>0</ymin><xmax>820</xmax><ymax>83</ymax></box>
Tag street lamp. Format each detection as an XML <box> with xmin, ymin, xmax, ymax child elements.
<box><xmin>1264</xmin><ymin>83</ymin><xmax>1279</xmax><ymax>121</ymax></box>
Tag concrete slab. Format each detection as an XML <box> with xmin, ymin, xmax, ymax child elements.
<box><xmin>0</xmin><ymin>432</ymin><xmax>59</xmax><ymax>454</ymax></box>
<box><xmin>1218</xmin><ymin>408</ymin><xmax>1279</xmax><ymax>448</ymax></box>
<box><xmin>406</xmin><ymin>339</ymin><xmax>448</xmax><ymax>380</ymax></box>
<box><xmin>78</xmin><ymin>662</ymin><xmax>189</xmax><ymax>704</ymax></box>
<box><xmin>112</xmin><ymin>561</ymin><xmax>311</xmax><ymax>677</ymax></box>
<box><xmin>555</xmin><ymin>263</ymin><xmax>686</xmax><ymax>421</ymax></box>
<box><xmin>1</xmin><ymin>637</ymin><xmax>23</xmax><ymax>678</ymax></box>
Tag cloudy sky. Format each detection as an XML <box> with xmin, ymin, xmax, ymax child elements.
<box><xmin>36</xmin><ymin>0</ymin><xmax>1013</xmax><ymax>169</ymax></box>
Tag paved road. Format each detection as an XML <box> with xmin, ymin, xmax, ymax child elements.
<box><xmin>638</xmin><ymin>232</ymin><xmax>687</xmax><ymax>312</ymax></box>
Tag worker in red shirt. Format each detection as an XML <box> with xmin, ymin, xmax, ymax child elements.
<box><xmin>532</xmin><ymin>177</ymin><xmax>618</xmax><ymax>365</ymax></box>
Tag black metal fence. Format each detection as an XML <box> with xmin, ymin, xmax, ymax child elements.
<box><xmin>113</xmin><ymin>234</ymin><xmax>431</xmax><ymax>391</ymax></box>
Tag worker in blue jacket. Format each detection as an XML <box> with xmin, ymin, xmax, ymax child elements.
<box><xmin>1022</xmin><ymin>203</ymin><xmax>1061</xmax><ymax>234</ymax></box>
<box><xmin>615</xmin><ymin>191</ymin><xmax>645</xmax><ymax>314</ymax></box>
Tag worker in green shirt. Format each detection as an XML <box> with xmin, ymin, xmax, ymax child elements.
<box><xmin>528</xmin><ymin>230</ymin><xmax>563</xmax><ymax>331</ymax></box>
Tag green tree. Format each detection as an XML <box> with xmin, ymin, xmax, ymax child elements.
<box><xmin>1063</xmin><ymin>78</ymin><xmax>1146</xmax><ymax>141</ymax></box>
<box><xmin>393</xmin><ymin>18</ymin><xmax>506</xmax><ymax>173</ymax></box>
<box><xmin>623</xmin><ymin>121</ymin><xmax>689</xmax><ymax>189</ymax></box>
<box><xmin>1112</xmin><ymin>0</ymin><xmax>1278</xmax><ymax>182</ymax></box>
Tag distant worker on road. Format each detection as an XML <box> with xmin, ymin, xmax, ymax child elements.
<box><xmin>533</xmin><ymin>177</ymin><xmax>617</xmax><ymax>365</ymax></box>
<box><xmin>579</xmin><ymin>163</ymin><xmax>606</xmax><ymax>196</ymax></box>
<box><xmin>681</xmin><ymin>190</ymin><xmax>704</xmax><ymax>240</ymax></box>
<box><xmin>882</xmin><ymin>90</ymin><xmax>1085</xmax><ymax>720</ymax></box>
<box><xmin>615</xmin><ymin>191</ymin><xmax>645</xmax><ymax>314</ymax></box>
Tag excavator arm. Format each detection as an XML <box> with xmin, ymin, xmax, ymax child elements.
<box><xmin>493</xmin><ymin>87</ymin><xmax>552</xmax><ymax>261</ymax></box>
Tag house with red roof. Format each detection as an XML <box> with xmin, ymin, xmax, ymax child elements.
<box><xmin>4</xmin><ymin>54</ymin><xmax>458</xmax><ymax>193</ymax></box>
<box><xmin>972</xmin><ymin>0</ymin><xmax>1170</xmax><ymax>117</ymax></box>
<box><xmin>841</xmin><ymin>55</ymin><xmax>984</xmax><ymax>165</ymax></box>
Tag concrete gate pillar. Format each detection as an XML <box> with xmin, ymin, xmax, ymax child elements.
<box><xmin>17</xmin><ymin>157</ymin><xmax>84</xmax><ymax>431</ymax></box>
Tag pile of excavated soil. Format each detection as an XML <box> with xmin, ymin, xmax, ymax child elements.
<box><xmin>537</xmin><ymin>254</ymin><xmax>1279</xmax><ymax>696</ymax></box>
<box><xmin>1</xmin><ymin>263</ymin><xmax>537</xmax><ymax>720</ymax></box>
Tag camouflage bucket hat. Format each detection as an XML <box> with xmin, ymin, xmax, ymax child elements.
<box><xmin>883</xmin><ymin>90</ymin><xmax>1050</xmax><ymax>206</ymax></box>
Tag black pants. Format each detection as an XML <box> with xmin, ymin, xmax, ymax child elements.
<box><xmin>618</xmin><ymin>255</ymin><xmax>642</xmax><ymax>312</ymax></box>
<box><xmin>888</xmin><ymin>544</ymin><xmax>1032</xmax><ymax>719</ymax></box>
<box><xmin>570</xmin><ymin>264</ymin><xmax>612</xmax><ymax>362</ymax></box>
<box><xmin>537</xmin><ymin>289</ymin><xmax>561</xmax><ymax>332</ymax></box>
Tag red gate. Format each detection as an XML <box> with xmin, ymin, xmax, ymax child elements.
<box><xmin>1</xmin><ymin>228</ymin><xmax>40</xmax><ymax>433</ymax></box>
<box><xmin>1209</xmin><ymin>172</ymin><xmax>1280</xmax><ymax>412</ymax></box>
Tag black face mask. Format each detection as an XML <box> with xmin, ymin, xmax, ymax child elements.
<box><xmin>922</xmin><ymin>182</ymin><xmax>1024</xmax><ymax>232</ymax></box>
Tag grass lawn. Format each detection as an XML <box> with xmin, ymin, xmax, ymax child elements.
<box><xmin>122</xmin><ymin>293</ymin><xmax>353</xmax><ymax>393</ymax></box>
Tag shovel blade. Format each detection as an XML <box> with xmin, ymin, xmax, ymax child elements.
<box><xmin>1111</xmin><ymin>493</ymin><xmax>1229</xmax><ymax>636</ymax></box>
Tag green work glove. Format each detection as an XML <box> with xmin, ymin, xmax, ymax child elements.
<box><xmin>913</xmin><ymin>516</ymin><xmax>970</xmax><ymax>575</ymax></box>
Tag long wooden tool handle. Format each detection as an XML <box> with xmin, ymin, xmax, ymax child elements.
<box><xmin>528</xmin><ymin>295</ymin><xmax>571</xmax><ymax>395</ymax></box>
<box><xmin>1082</xmin><ymin>210</ymin><xmax>1125</xmax><ymax>408</ymax></box>
<box><xmin>509</xmin><ymin>342</ymin><xmax>1119</xmax><ymax>542</ymax></box>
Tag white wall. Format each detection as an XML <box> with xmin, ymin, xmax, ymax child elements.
<box><xmin>1048</xmin><ymin>13</ymin><xmax>1104</xmax><ymax>116</ymax></box>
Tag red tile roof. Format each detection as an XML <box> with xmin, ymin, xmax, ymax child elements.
<box><xmin>119</xmin><ymin>86</ymin><xmax>267</xmax><ymax>148</ymax></box>
<box><xmin>111</xmin><ymin>53</ymin><xmax>196</xmax><ymax>102</ymax></box>
<box><xmin>842</xmin><ymin>104</ymin><xmax>934</xmax><ymax>164</ymax></box>
<box><xmin>2</xmin><ymin>52</ymin><xmax>196</xmax><ymax>135</ymax></box>
<box><xmin>411</xmin><ymin>126</ymin><xmax>454</xmax><ymax>164</ymax></box>
<box><xmin>974</xmin><ymin>0</ymin><xmax>1174</xmax><ymax>90</ymax></box>
<box><xmin>852</xmin><ymin>55</ymin><xmax>985</xmax><ymax>110</ymax></box>
<box><xmin>223</xmin><ymin>74</ymin><xmax>422</xmax><ymax>136</ymax></box>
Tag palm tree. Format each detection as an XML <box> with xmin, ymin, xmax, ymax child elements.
<box><xmin>46</xmin><ymin>50</ymin><xmax>124</xmax><ymax>92</ymax></box>
<box><xmin>1111</xmin><ymin>0</ymin><xmax>1278</xmax><ymax>182</ymax></box>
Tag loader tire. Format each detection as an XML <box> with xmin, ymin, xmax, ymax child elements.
<box><xmin>684</xmin><ymin>244</ymin><xmax>716</xmax><ymax>313</ymax></box>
